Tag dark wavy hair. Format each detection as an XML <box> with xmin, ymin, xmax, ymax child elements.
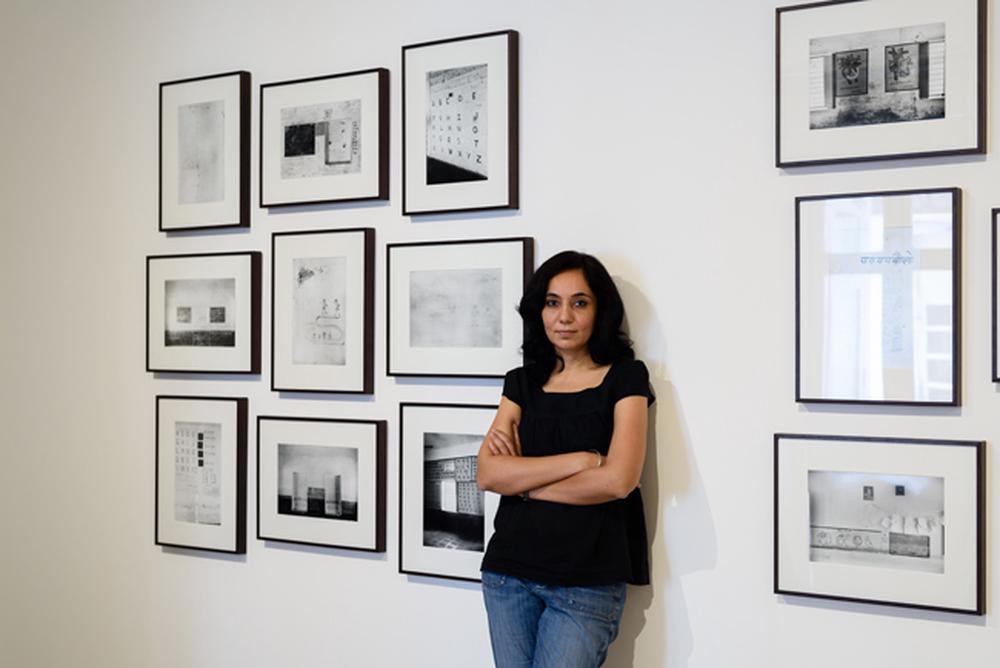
<box><xmin>519</xmin><ymin>250</ymin><xmax>634</xmax><ymax>382</ymax></box>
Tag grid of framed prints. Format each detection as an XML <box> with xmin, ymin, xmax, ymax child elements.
<box><xmin>775</xmin><ymin>0</ymin><xmax>986</xmax><ymax>167</ymax></box>
<box><xmin>147</xmin><ymin>252</ymin><xmax>262</xmax><ymax>374</ymax></box>
<box><xmin>257</xmin><ymin>416</ymin><xmax>386</xmax><ymax>552</ymax></box>
<box><xmin>795</xmin><ymin>188</ymin><xmax>960</xmax><ymax>406</ymax></box>
<box><xmin>160</xmin><ymin>71</ymin><xmax>251</xmax><ymax>231</ymax></box>
<box><xmin>156</xmin><ymin>396</ymin><xmax>248</xmax><ymax>553</ymax></box>
<box><xmin>402</xmin><ymin>30</ymin><xmax>519</xmax><ymax>215</ymax></box>
<box><xmin>271</xmin><ymin>228</ymin><xmax>375</xmax><ymax>393</ymax></box>
<box><xmin>399</xmin><ymin>403</ymin><xmax>498</xmax><ymax>582</ymax></box>
<box><xmin>260</xmin><ymin>68</ymin><xmax>389</xmax><ymax>207</ymax></box>
<box><xmin>387</xmin><ymin>237</ymin><xmax>532</xmax><ymax>378</ymax></box>
<box><xmin>774</xmin><ymin>433</ymin><xmax>985</xmax><ymax>615</ymax></box>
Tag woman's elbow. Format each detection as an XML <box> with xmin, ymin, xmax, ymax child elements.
<box><xmin>607</xmin><ymin>470</ymin><xmax>639</xmax><ymax>500</ymax></box>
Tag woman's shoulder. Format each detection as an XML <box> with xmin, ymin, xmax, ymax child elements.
<box><xmin>607</xmin><ymin>358</ymin><xmax>655</xmax><ymax>405</ymax></box>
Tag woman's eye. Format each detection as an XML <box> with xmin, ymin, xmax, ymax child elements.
<box><xmin>573</xmin><ymin>299</ymin><xmax>589</xmax><ymax>308</ymax></box>
<box><xmin>544</xmin><ymin>299</ymin><xmax>559</xmax><ymax>307</ymax></box>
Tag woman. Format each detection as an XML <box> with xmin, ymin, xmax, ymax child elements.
<box><xmin>477</xmin><ymin>250</ymin><xmax>654</xmax><ymax>668</ymax></box>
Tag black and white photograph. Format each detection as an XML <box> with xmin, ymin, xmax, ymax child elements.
<box><xmin>426</xmin><ymin>64</ymin><xmax>488</xmax><ymax>184</ymax></box>
<box><xmin>156</xmin><ymin>396</ymin><xmax>247</xmax><ymax>554</ymax></box>
<box><xmin>147</xmin><ymin>252</ymin><xmax>261</xmax><ymax>374</ymax></box>
<box><xmin>293</xmin><ymin>256</ymin><xmax>347</xmax><ymax>365</ymax></box>
<box><xmin>258</xmin><ymin>417</ymin><xmax>385</xmax><ymax>552</ymax></box>
<box><xmin>410</xmin><ymin>268</ymin><xmax>502</xmax><ymax>348</ymax></box>
<box><xmin>808</xmin><ymin>470</ymin><xmax>944</xmax><ymax>574</ymax></box>
<box><xmin>272</xmin><ymin>229</ymin><xmax>374</xmax><ymax>393</ymax></box>
<box><xmin>177</xmin><ymin>100</ymin><xmax>225</xmax><ymax>204</ymax></box>
<box><xmin>387</xmin><ymin>237</ymin><xmax>532</xmax><ymax>378</ymax></box>
<box><xmin>775</xmin><ymin>434</ymin><xmax>984</xmax><ymax>614</ymax></box>
<box><xmin>277</xmin><ymin>443</ymin><xmax>358</xmax><ymax>522</ymax></box>
<box><xmin>423</xmin><ymin>432</ymin><xmax>485</xmax><ymax>551</ymax></box>
<box><xmin>164</xmin><ymin>278</ymin><xmax>235</xmax><ymax>347</ymax></box>
<box><xmin>776</xmin><ymin>0</ymin><xmax>984</xmax><ymax>166</ymax></box>
<box><xmin>282</xmin><ymin>100</ymin><xmax>361</xmax><ymax>178</ymax></box>
<box><xmin>400</xmin><ymin>403</ymin><xmax>498</xmax><ymax>582</ymax></box>
<box><xmin>173</xmin><ymin>420</ymin><xmax>223</xmax><ymax>526</ymax></box>
<box><xmin>403</xmin><ymin>30</ymin><xmax>517</xmax><ymax>214</ymax></box>
<box><xmin>796</xmin><ymin>188</ymin><xmax>960</xmax><ymax>406</ymax></box>
<box><xmin>160</xmin><ymin>71</ymin><xmax>250</xmax><ymax>231</ymax></box>
<box><xmin>260</xmin><ymin>69</ymin><xmax>388</xmax><ymax>207</ymax></box>
<box><xmin>809</xmin><ymin>23</ymin><xmax>945</xmax><ymax>130</ymax></box>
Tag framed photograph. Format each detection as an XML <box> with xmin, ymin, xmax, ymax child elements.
<box><xmin>160</xmin><ymin>71</ymin><xmax>250</xmax><ymax>231</ymax></box>
<box><xmin>796</xmin><ymin>188</ymin><xmax>960</xmax><ymax>405</ymax></box>
<box><xmin>402</xmin><ymin>30</ymin><xmax>518</xmax><ymax>215</ymax></box>
<box><xmin>272</xmin><ymin>228</ymin><xmax>374</xmax><ymax>393</ymax></box>
<box><xmin>776</xmin><ymin>0</ymin><xmax>986</xmax><ymax>167</ymax></box>
<box><xmin>774</xmin><ymin>433</ymin><xmax>985</xmax><ymax>615</ymax></box>
<box><xmin>260</xmin><ymin>68</ymin><xmax>389</xmax><ymax>207</ymax></box>
<box><xmin>387</xmin><ymin>237</ymin><xmax>532</xmax><ymax>378</ymax></box>
<box><xmin>257</xmin><ymin>416</ymin><xmax>386</xmax><ymax>552</ymax></box>
<box><xmin>399</xmin><ymin>403</ymin><xmax>498</xmax><ymax>582</ymax></box>
<box><xmin>147</xmin><ymin>252</ymin><xmax>262</xmax><ymax>374</ymax></box>
<box><xmin>156</xmin><ymin>396</ymin><xmax>248</xmax><ymax>553</ymax></box>
<box><xmin>993</xmin><ymin>209</ymin><xmax>1000</xmax><ymax>383</ymax></box>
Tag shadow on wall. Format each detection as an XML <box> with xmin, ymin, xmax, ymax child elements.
<box><xmin>604</xmin><ymin>278</ymin><xmax>719</xmax><ymax>668</ymax></box>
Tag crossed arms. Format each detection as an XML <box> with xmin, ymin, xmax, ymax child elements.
<box><xmin>475</xmin><ymin>395</ymin><xmax>648</xmax><ymax>505</ymax></box>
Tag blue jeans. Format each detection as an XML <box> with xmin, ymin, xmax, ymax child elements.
<box><xmin>481</xmin><ymin>571</ymin><xmax>626</xmax><ymax>668</ymax></box>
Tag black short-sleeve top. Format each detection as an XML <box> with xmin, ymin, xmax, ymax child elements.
<box><xmin>480</xmin><ymin>358</ymin><xmax>655</xmax><ymax>586</ymax></box>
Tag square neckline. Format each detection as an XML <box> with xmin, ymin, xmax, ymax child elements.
<box><xmin>538</xmin><ymin>362</ymin><xmax>615</xmax><ymax>395</ymax></box>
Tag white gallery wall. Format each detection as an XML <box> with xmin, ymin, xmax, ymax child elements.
<box><xmin>2</xmin><ymin>0</ymin><xmax>1000</xmax><ymax>666</ymax></box>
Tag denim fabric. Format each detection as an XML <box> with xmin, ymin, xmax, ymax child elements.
<box><xmin>481</xmin><ymin>571</ymin><xmax>626</xmax><ymax>668</ymax></box>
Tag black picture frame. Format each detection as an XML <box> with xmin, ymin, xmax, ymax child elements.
<box><xmin>776</xmin><ymin>0</ymin><xmax>986</xmax><ymax>167</ymax></box>
<box><xmin>146</xmin><ymin>251</ymin><xmax>262</xmax><ymax>374</ymax></box>
<box><xmin>271</xmin><ymin>228</ymin><xmax>375</xmax><ymax>393</ymax></box>
<box><xmin>155</xmin><ymin>395</ymin><xmax>248</xmax><ymax>554</ymax></box>
<box><xmin>386</xmin><ymin>237</ymin><xmax>532</xmax><ymax>378</ymax></box>
<box><xmin>399</xmin><ymin>402</ymin><xmax>499</xmax><ymax>583</ymax></box>
<box><xmin>260</xmin><ymin>68</ymin><xmax>389</xmax><ymax>207</ymax></box>
<box><xmin>159</xmin><ymin>71</ymin><xmax>251</xmax><ymax>231</ymax></box>
<box><xmin>402</xmin><ymin>29</ymin><xmax>519</xmax><ymax>215</ymax></box>
<box><xmin>795</xmin><ymin>187</ymin><xmax>961</xmax><ymax>406</ymax></box>
<box><xmin>774</xmin><ymin>433</ymin><xmax>985</xmax><ymax>615</ymax></box>
<box><xmin>256</xmin><ymin>416</ymin><xmax>386</xmax><ymax>552</ymax></box>
<box><xmin>992</xmin><ymin>209</ymin><xmax>1000</xmax><ymax>383</ymax></box>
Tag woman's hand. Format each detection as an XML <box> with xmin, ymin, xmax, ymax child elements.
<box><xmin>485</xmin><ymin>424</ymin><xmax>521</xmax><ymax>457</ymax></box>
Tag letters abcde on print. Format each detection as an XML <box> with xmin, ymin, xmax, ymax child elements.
<box><xmin>774</xmin><ymin>433</ymin><xmax>985</xmax><ymax>615</ymax></box>
<box><xmin>776</xmin><ymin>0</ymin><xmax>985</xmax><ymax>167</ymax></box>
<box><xmin>271</xmin><ymin>228</ymin><xmax>375</xmax><ymax>393</ymax></box>
<box><xmin>402</xmin><ymin>30</ymin><xmax>519</xmax><ymax>215</ymax></box>
<box><xmin>260</xmin><ymin>68</ymin><xmax>389</xmax><ymax>207</ymax></box>
<box><xmin>386</xmin><ymin>237</ymin><xmax>533</xmax><ymax>379</ymax></box>
<box><xmin>257</xmin><ymin>416</ymin><xmax>386</xmax><ymax>552</ymax></box>
<box><xmin>147</xmin><ymin>251</ymin><xmax>262</xmax><ymax>374</ymax></box>
<box><xmin>160</xmin><ymin>71</ymin><xmax>251</xmax><ymax>231</ymax></box>
<box><xmin>399</xmin><ymin>403</ymin><xmax>499</xmax><ymax>582</ymax></box>
<box><xmin>795</xmin><ymin>187</ymin><xmax>960</xmax><ymax>406</ymax></box>
<box><xmin>155</xmin><ymin>396</ymin><xmax>248</xmax><ymax>554</ymax></box>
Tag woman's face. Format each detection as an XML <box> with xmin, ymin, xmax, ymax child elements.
<box><xmin>542</xmin><ymin>268</ymin><xmax>596</xmax><ymax>356</ymax></box>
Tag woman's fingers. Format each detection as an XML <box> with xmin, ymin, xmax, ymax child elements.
<box><xmin>488</xmin><ymin>428</ymin><xmax>517</xmax><ymax>456</ymax></box>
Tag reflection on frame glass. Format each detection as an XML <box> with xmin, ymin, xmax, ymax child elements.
<box><xmin>992</xmin><ymin>209</ymin><xmax>1000</xmax><ymax>383</ymax></box>
<box><xmin>774</xmin><ymin>433</ymin><xmax>984</xmax><ymax>615</ymax></box>
<box><xmin>156</xmin><ymin>396</ymin><xmax>248</xmax><ymax>554</ymax></box>
<box><xmin>776</xmin><ymin>0</ymin><xmax>985</xmax><ymax>167</ymax></box>
<box><xmin>257</xmin><ymin>416</ymin><xmax>386</xmax><ymax>552</ymax></box>
<box><xmin>796</xmin><ymin>188</ymin><xmax>960</xmax><ymax>405</ymax></box>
